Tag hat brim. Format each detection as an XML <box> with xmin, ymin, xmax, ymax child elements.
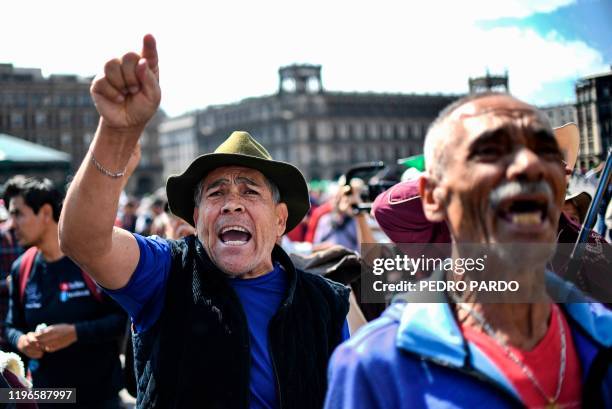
<box><xmin>166</xmin><ymin>153</ymin><xmax>310</xmax><ymax>233</ymax></box>
<box><xmin>554</xmin><ymin>122</ymin><xmax>580</xmax><ymax>172</ymax></box>
<box><xmin>565</xmin><ymin>190</ymin><xmax>592</xmax><ymax>202</ymax></box>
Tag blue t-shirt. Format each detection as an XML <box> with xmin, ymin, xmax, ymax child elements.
<box><xmin>106</xmin><ymin>234</ymin><xmax>349</xmax><ymax>409</ymax></box>
<box><xmin>229</xmin><ymin>262</ymin><xmax>286</xmax><ymax>409</ymax></box>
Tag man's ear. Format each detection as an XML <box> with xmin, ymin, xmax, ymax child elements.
<box><xmin>275</xmin><ymin>203</ymin><xmax>289</xmax><ymax>237</ymax></box>
<box><xmin>40</xmin><ymin>203</ymin><xmax>54</xmax><ymax>223</ymax></box>
<box><xmin>419</xmin><ymin>176</ymin><xmax>447</xmax><ymax>223</ymax></box>
<box><xmin>193</xmin><ymin>207</ymin><xmax>199</xmax><ymax>227</ymax></box>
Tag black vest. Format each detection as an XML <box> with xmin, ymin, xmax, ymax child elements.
<box><xmin>132</xmin><ymin>235</ymin><xmax>350</xmax><ymax>409</ymax></box>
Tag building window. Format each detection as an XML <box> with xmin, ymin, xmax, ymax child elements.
<box><xmin>357</xmin><ymin>148</ymin><xmax>366</xmax><ymax>161</ymax></box>
<box><xmin>308</xmin><ymin>123</ymin><xmax>317</xmax><ymax>141</ymax></box>
<box><xmin>30</xmin><ymin>94</ymin><xmax>42</xmax><ymax>107</ymax></box>
<box><xmin>396</xmin><ymin>124</ymin><xmax>406</xmax><ymax>139</ymax></box>
<box><xmin>83</xmin><ymin>111</ymin><xmax>97</xmax><ymax>127</ymax></box>
<box><xmin>60</xmin><ymin>111</ymin><xmax>71</xmax><ymax>126</ymax></box>
<box><xmin>347</xmin><ymin>123</ymin><xmax>355</xmax><ymax>140</ymax></box>
<box><xmin>2</xmin><ymin>93</ymin><xmax>14</xmax><ymax>105</ymax></box>
<box><xmin>64</xmin><ymin>95</ymin><xmax>75</xmax><ymax>106</ymax></box>
<box><xmin>10</xmin><ymin>112</ymin><xmax>24</xmax><ymax>128</ymax></box>
<box><xmin>368</xmin><ymin>123</ymin><xmax>378</xmax><ymax>139</ymax></box>
<box><xmin>79</xmin><ymin>94</ymin><xmax>92</xmax><ymax>106</ymax></box>
<box><xmin>413</xmin><ymin>124</ymin><xmax>420</xmax><ymax>139</ymax></box>
<box><xmin>384</xmin><ymin>124</ymin><xmax>393</xmax><ymax>139</ymax></box>
<box><xmin>82</xmin><ymin>132</ymin><xmax>92</xmax><ymax>146</ymax></box>
<box><xmin>354</xmin><ymin>123</ymin><xmax>364</xmax><ymax>140</ymax></box>
<box><xmin>62</xmin><ymin>132</ymin><xmax>72</xmax><ymax>148</ymax></box>
<box><xmin>35</xmin><ymin>111</ymin><xmax>46</xmax><ymax>128</ymax></box>
<box><xmin>15</xmin><ymin>95</ymin><xmax>27</xmax><ymax>107</ymax></box>
<box><xmin>275</xmin><ymin>125</ymin><xmax>283</xmax><ymax>142</ymax></box>
<box><xmin>339</xmin><ymin>123</ymin><xmax>348</xmax><ymax>140</ymax></box>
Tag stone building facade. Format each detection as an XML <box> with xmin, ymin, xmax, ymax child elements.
<box><xmin>539</xmin><ymin>103</ymin><xmax>578</xmax><ymax>128</ymax></box>
<box><xmin>0</xmin><ymin>63</ymin><xmax>97</xmax><ymax>171</ymax></box>
<box><xmin>0</xmin><ymin>63</ymin><xmax>164</xmax><ymax>195</ymax></box>
<box><xmin>160</xmin><ymin>64</ymin><xmax>459</xmax><ymax>181</ymax></box>
<box><xmin>575</xmin><ymin>66</ymin><xmax>612</xmax><ymax>168</ymax></box>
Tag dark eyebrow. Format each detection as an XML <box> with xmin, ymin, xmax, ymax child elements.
<box><xmin>205</xmin><ymin>178</ymin><xmax>230</xmax><ymax>192</ymax></box>
<box><xmin>205</xmin><ymin>176</ymin><xmax>260</xmax><ymax>192</ymax></box>
<box><xmin>468</xmin><ymin>127</ymin><xmax>509</xmax><ymax>150</ymax></box>
<box><xmin>235</xmin><ymin>177</ymin><xmax>260</xmax><ymax>187</ymax></box>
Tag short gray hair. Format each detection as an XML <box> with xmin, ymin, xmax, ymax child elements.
<box><xmin>193</xmin><ymin>175</ymin><xmax>281</xmax><ymax>206</ymax></box>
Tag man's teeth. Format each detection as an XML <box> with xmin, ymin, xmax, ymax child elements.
<box><xmin>224</xmin><ymin>240</ymin><xmax>248</xmax><ymax>246</ymax></box>
<box><xmin>221</xmin><ymin>226</ymin><xmax>249</xmax><ymax>234</ymax></box>
<box><xmin>511</xmin><ymin>212</ymin><xmax>542</xmax><ymax>225</ymax></box>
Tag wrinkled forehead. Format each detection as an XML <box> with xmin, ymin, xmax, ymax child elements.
<box><xmin>202</xmin><ymin>165</ymin><xmax>267</xmax><ymax>188</ymax></box>
<box><xmin>449</xmin><ymin>96</ymin><xmax>551</xmax><ymax>141</ymax></box>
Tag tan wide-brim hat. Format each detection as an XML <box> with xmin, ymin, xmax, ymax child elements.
<box><xmin>166</xmin><ymin>131</ymin><xmax>310</xmax><ymax>232</ymax></box>
<box><xmin>564</xmin><ymin>190</ymin><xmax>592</xmax><ymax>223</ymax></box>
<box><xmin>554</xmin><ymin>122</ymin><xmax>580</xmax><ymax>172</ymax></box>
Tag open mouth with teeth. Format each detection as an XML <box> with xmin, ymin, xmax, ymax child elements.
<box><xmin>496</xmin><ymin>197</ymin><xmax>549</xmax><ymax>227</ymax></box>
<box><xmin>218</xmin><ymin>226</ymin><xmax>252</xmax><ymax>246</ymax></box>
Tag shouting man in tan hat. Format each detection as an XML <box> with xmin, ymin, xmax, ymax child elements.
<box><xmin>59</xmin><ymin>35</ymin><xmax>350</xmax><ymax>409</ymax></box>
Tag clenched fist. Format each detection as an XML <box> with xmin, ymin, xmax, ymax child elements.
<box><xmin>91</xmin><ymin>34</ymin><xmax>161</xmax><ymax>132</ymax></box>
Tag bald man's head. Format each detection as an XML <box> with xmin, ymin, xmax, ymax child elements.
<box><xmin>423</xmin><ymin>93</ymin><xmax>551</xmax><ymax>181</ymax></box>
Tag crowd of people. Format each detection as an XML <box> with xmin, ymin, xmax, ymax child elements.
<box><xmin>0</xmin><ymin>34</ymin><xmax>610</xmax><ymax>409</ymax></box>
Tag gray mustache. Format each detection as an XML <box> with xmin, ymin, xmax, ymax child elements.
<box><xmin>489</xmin><ymin>180</ymin><xmax>553</xmax><ymax>210</ymax></box>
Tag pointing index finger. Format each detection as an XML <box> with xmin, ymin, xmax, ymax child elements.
<box><xmin>141</xmin><ymin>34</ymin><xmax>159</xmax><ymax>77</ymax></box>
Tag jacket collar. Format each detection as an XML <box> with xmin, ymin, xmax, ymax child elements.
<box><xmin>561</xmin><ymin>303</ymin><xmax>612</xmax><ymax>348</ymax></box>
<box><xmin>545</xmin><ymin>271</ymin><xmax>612</xmax><ymax>348</ymax></box>
<box><xmin>390</xmin><ymin>301</ymin><xmax>520</xmax><ymax>398</ymax></box>
<box><xmin>392</xmin><ymin>272</ymin><xmax>612</xmax><ymax>399</ymax></box>
<box><xmin>272</xmin><ymin>244</ymin><xmax>298</xmax><ymax>306</ymax></box>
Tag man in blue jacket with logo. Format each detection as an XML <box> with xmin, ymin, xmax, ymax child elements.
<box><xmin>325</xmin><ymin>93</ymin><xmax>611</xmax><ymax>408</ymax></box>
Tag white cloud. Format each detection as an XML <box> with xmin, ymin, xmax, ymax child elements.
<box><xmin>0</xmin><ymin>0</ymin><xmax>603</xmax><ymax>116</ymax></box>
<box><xmin>429</xmin><ymin>0</ymin><xmax>577</xmax><ymax>20</ymax></box>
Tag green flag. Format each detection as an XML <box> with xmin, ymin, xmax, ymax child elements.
<box><xmin>398</xmin><ymin>154</ymin><xmax>425</xmax><ymax>171</ymax></box>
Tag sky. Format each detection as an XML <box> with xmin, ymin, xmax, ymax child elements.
<box><xmin>2</xmin><ymin>0</ymin><xmax>610</xmax><ymax>117</ymax></box>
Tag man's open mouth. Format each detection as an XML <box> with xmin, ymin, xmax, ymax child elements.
<box><xmin>218</xmin><ymin>225</ymin><xmax>252</xmax><ymax>246</ymax></box>
<box><xmin>496</xmin><ymin>195</ymin><xmax>549</xmax><ymax>227</ymax></box>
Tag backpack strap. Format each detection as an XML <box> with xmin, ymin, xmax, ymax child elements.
<box><xmin>18</xmin><ymin>247</ymin><xmax>39</xmax><ymax>305</ymax></box>
<box><xmin>18</xmin><ymin>246</ymin><xmax>103</xmax><ymax>304</ymax></box>
<box><xmin>81</xmin><ymin>272</ymin><xmax>104</xmax><ymax>303</ymax></box>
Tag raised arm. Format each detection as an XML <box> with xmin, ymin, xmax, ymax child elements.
<box><xmin>59</xmin><ymin>34</ymin><xmax>161</xmax><ymax>290</ymax></box>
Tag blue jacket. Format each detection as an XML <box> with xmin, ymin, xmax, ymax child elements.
<box><xmin>325</xmin><ymin>300</ymin><xmax>612</xmax><ymax>408</ymax></box>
